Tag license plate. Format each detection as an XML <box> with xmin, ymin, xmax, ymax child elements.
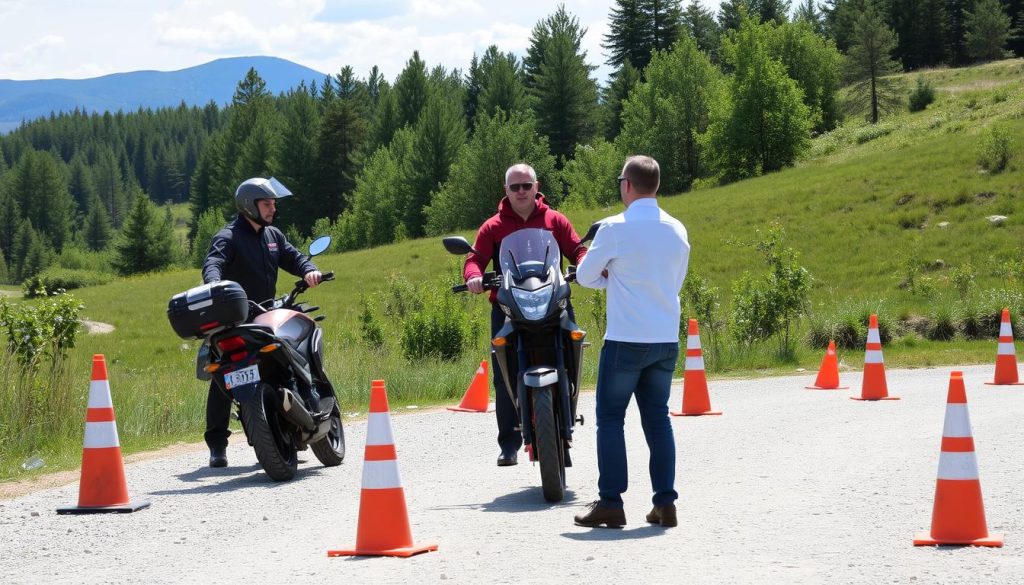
<box><xmin>224</xmin><ymin>365</ymin><xmax>260</xmax><ymax>389</ymax></box>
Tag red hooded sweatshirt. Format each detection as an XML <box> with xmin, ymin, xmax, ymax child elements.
<box><xmin>463</xmin><ymin>193</ymin><xmax>587</xmax><ymax>303</ymax></box>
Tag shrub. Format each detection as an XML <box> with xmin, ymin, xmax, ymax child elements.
<box><xmin>977</xmin><ymin>124</ymin><xmax>1014</xmax><ymax>173</ymax></box>
<box><xmin>907</xmin><ymin>77</ymin><xmax>936</xmax><ymax>112</ymax></box>
<box><xmin>22</xmin><ymin>268</ymin><xmax>113</xmax><ymax>298</ymax></box>
<box><xmin>358</xmin><ymin>297</ymin><xmax>386</xmax><ymax>352</ymax></box>
<box><xmin>560</xmin><ymin>140</ymin><xmax>624</xmax><ymax>209</ymax></box>
<box><xmin>950</xmin><ymin>263</ymin><xmax>977</xmax><ymax>300</ymax></box>
<box><xmin>400</xmin><ymin>286</ymin><xmax>471</xmax><ymax>362</ymax></box>
<box><xmin>925</xmin><ymin>305</ymin><xmax>957</xmax><ymax>341</ymax></box>
<box><xmin>0</xmin><ymin>294</ymin><xmax>84</xmax><ymax>370</ymax></box>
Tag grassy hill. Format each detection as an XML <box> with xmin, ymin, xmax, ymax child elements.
<box><xmin>3</xmin><ymin>59</ymin><xmax>1022</xmax><ymax>479</ymax></box>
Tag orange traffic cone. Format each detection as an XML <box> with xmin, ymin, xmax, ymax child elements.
<box><xmin>672</xmin><ymin>319</ymin><xmax>722</xmax><ymax>416</ymax></box>
<box><xmin>447</xmin><ymin>360</ymin><xmax>494</xmax><ymax>412</ymax></box>
<box><xmin>328</xmin><ymin>380</ymin><xmax>437</xmax><ymax>557</ymax></box>
<box><xmin>984</xmin><ymin>308</ymin><xmax>1023</xmax><ymax>385</ymax></box>
<box><xmin>851</xmin><ymin>314</ymin><xmax>899</xmax><ymax>401</ymax></box>
<box><xmin>57</xmin><ymin>355</ymin><xmax>150</xmax><ymax>514</ymax></box>
<box><xmin>913</xmin><ymin>371</ymin><xmax>1003</xmax><ymax>547</ymax></box>
<box><xmin>806</xmin><ymin>340</ymin><xmax>848</xmax><ymax>390</ymax></box>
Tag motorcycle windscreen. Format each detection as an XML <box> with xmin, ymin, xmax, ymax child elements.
<box><xmin>497</xmin><ymin>228</ymin><xmax>560</xmax><ymax>285</ymax></box>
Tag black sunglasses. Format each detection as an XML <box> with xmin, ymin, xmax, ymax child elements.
<box><xmin>507</xmin><ymin>182</ymin><xmax>534</xmax><ymax>192</ymax></box>
<box><xmin>616</xmin><ymin>175</ymin><xmax>628</xmax><ymax>185</ymax></box>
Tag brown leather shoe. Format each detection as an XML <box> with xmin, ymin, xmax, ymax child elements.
<box><xmin>645</xmin><ymin>504</ymin><xmax>677</xmax><ymax>527</ymax></box>
<box><xmin>574</xmin><ymin>501</ymin><xmax>626</xmax><ymax>528</ymax></box>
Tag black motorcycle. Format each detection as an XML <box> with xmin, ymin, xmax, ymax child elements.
<box><xmin>168</xmin><ymin>236</ymin><xmax>344</xmax><ymax>481</ymax></box>
<box><xmin>443</xmin><ymin>225</ymin><xmax>598</xmax><ymax>502</ymax></box>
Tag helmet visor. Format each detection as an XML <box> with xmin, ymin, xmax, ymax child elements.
<box><xmin>265</xmin><ymin>177</ymin><xmax>293</xmax><ymax>198</ymax></box>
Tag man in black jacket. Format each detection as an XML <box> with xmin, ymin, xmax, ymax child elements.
<box><xmin>200</xmin><ymin>177</ymin><xmax>322</xmax><ymax>467</ymax></box>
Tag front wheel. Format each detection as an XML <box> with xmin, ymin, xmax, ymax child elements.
<box><xmin>310</xmin><ymin>404</ymin><xmax>345</xmax><ymax>466</ymax></box>
<box><xmin>532</xmin><ymin>386</ymin><xmax>565</xmax><ymax>502</ymax></box>
<box><xmin>240</xmin><ymin>383</ymin><xmax>298</xmax><ymax>481</ymax></box>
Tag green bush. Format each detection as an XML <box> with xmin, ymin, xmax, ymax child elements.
<box><xmin>400</xmin><ymin>286</ymin><xmax>471</xmax><ymax>362</ymax></box>
<box><xmin>560</xmin><ymin>139</ymin><xmax>624</xmax><ymax>209</ymax></box>
<box><xmin>22</xmin><ymin>268</ymin><xmax>114</xmax><ymax>298</ymax></box>
<box><xmin>908</xmin><ymin>77</ymin><xmax>936</xmax><ymax>112</ymax></box>
<box><xmin>925</xmin><ymin>305</ymin><xmax>956</xmax><ymax>341</ymax></box>
<box><xmin>359</xmin><ymin>297</ymin><xmax>386</xmax><ymax>352</ymax></box>
<box><xmin>977</xmin><ymin>124</ymin><xmax>1015</xmax><ymax>173</ymax></box>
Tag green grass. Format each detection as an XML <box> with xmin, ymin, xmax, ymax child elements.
<box><xmin>2</xmin><ymin>59</ymin><xmax>1023</xmax><ymax>482</ymax></box>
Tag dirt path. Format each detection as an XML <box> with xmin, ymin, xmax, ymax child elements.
<box><xmin>1</xmin><ymin>364</ymin><xmax>1020</xmax><ymax>584</ymax></box>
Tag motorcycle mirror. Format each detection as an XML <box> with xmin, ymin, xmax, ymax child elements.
<box><xmin>580</xmin><ymin>222</ymin><xmax>601</xmax><ymax>244</ymax></box>
<box><xmin>442</xmin><ymin>236</ymin><xmax>477</xmax><ymax>256</ymax></box>
<box><xmin>308</xmin><ymin>235</ymin><xmax>332</xmax><ymax>257</ymax></box>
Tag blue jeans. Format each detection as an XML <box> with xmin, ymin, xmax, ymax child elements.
<box><xmin>595</xmin><ymin>340</ymin><xmax>679</xmax><ymax>509</ymax></box>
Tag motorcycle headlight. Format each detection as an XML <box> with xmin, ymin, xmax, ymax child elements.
<box><xmin>511</xmin><ymin>285</ymin><xmax>552</xmax><ymax>320</ymax></box>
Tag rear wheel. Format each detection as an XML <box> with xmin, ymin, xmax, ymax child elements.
<box><xmin>532</xmin><ymin>386</ymin><xmax>565</xmax><ymax>502</ymax></box>
<box><xmin>240</xmin><ymin>383</ymin><xmax>298</xmax><ymax>481</ymax></box>
<box><xmin>310</xmin><ymin>404</ymin><xmax>345</xmax><ymax>466</ymax></box>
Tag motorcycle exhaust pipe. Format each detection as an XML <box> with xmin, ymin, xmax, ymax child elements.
<box><xmin>281</xmin><ymin>388</ymin><xmax>317</xmax><ymax>432</ymax></box>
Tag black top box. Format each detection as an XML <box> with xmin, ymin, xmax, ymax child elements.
<box><xmin>167</xmin><ymin>280</ymin><xmax>249</xmax><ymax>339</ymax></box>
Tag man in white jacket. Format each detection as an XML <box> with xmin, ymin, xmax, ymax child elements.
<box><xmin>572</xmin><ymin>155</ymin><xmax>690</xmax><ymax>529</ymax></box>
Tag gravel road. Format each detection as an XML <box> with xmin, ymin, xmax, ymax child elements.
<box><xmin>1</xmin><ymin>364</ymin><xmax>1022</xmax><ymax>584</ymax></box>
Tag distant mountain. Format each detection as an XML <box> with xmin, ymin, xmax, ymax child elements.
<box><xmin>0</xmin><ymin>56</ymin><xmax>328</xmax><ymax>133</ymax></box>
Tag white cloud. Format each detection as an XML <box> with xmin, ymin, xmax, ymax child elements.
<box><xmin>1</xmin><ymin>35</ymin><xmax>66</xmax><ymax>76</ymax></box>
<box><xmin>1</xmin><ymin>1</ymin><xmax>725</xmax><ymax>81</ymax></box>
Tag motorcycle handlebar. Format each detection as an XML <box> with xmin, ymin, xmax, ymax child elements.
<box><xmin>453</xmin><ymin>272</ymin><xmax>499</xmax><ymax>294</ymax></box>
<box><xmin>294</xmin><ymin>271</ymin><xmax>335</xmax><ymax>289</ymax></box>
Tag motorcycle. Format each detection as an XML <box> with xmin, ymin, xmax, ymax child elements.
<box><xmin>442</xmin><ymin>224</ymin><xmax>599</xmax><ymax>502</ymax></box>
<box><xmin>168</xmin><ymin>235</ymin><xmax>344</xmax><ymax>481</ymax></box>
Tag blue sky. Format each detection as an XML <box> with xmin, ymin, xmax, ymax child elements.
<box><xmin>0</xmin><ymin>0</ymin><xmax>722</xmax><ymax>85</ymax></box>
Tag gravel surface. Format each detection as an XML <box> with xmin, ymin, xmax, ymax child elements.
<box><xmin>1</xmin><ymin>364</ymin><xmax>1021</xmax><ymax>584</ymax></box>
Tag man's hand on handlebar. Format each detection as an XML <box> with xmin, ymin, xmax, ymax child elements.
<box><xmin>466</xmin><ymin>276</ymin><xmax>485</xmax><ymax>294</ymax></box>
<box><xmin>304</xmin><ymin>271</ymin><xmax>323</xmax><ymax>288</ymax></box>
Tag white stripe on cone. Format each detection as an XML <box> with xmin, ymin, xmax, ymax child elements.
<box><xmin>937</xmin><ymin>452</ymin><xmax>980</xmax><ymax>480</ymax></box>
<box><xmin>685</xmin><ymin>356</ymin><xmax>705</xmax><ymax>370</ymax></box>
<box><xmin>999</xmin><ymin>321</ymin><xmax>1012</xmax><ymax>336</ymax></box>
<box><xmin>87</xmin><ymin>380</ymin><xmax>114</xmax><ymax>408</ymax></box>
<box><xmin>687</xmin><ymin>334</ymin><xmax>700</xmax><ymax>349</ymax></box>
<box><xmin>362</xmin><ymin>460</ymin><xmax>402</xmax><ymax>489</ymax></box>
<box><xmin>365</xmin><ymin>413</ymin><xmax>396</xmax><ymax>445</ymax></box>
<box><xmin>864</xmin><ymin>350</ymin><xmax>884</xmax><ymax>364</ymax></box>
<box><xmin>942</xmin><ymin>404</ymin><xmax>972</xmax><ymax>437</ymax></box>
<box><xmin>997</xmin><ymin>342</ymin><xmax>1015</xmax><ymax>355</ymax></box>
<box><xmin>83</xmin><ymin>421</ymin><xmax>120</xmax><ymax>448</ymax></box>
<box><xmin>867</xmin><ymin>328</ymin><xmax>880</xmax><ymax>343</ymax></box>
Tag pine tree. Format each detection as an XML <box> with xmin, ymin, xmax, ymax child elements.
<box><xmin>0</xmin><ymin>187</ymin><xmax>20</xmax><ymax>267</ymax></box>
<box><xmin>845</xmin><ymin>6</ymin><xmax>904</xmax><ymax>123</ymax></box>
<box><xmin>794</xmin><ymin>0</ymin><xmax>825</xmax><ymax>35</ymax></box>
<box><xmin>9</xmin><ymin>149</ymin><xmax>75</xmax><ymax>252</ymax></box>
<box><xmin>475</xmin><ymin>46</ymin><xmax>529</xmax><ymax>121</ymax></box>
<box><xmin>191</xmin><ymin>208</ymin><xmax>227</xmax><ymax>268</ymax></box>
<box><xmin>527</xmin><ymin>5</ymin><xmax>599</xmax><ymax>166</ymax></box>
<box><xmin>82</xmin><ymin>192</ymin><xmax>113</xmax><ymax>252</ymax></box>
<box><xmin>719</xmin><ymin>0</ymin><xmax>752</xmax><ymax>31</ymax></box>
<box><xmin>113</xmin><ymin>192</ymin><xmax>176</xmax><ymax>275</ymax></box>
<box><xmin>602</xmin><ymin>62</ymin><xmax>642</xmax><ymax>141</ymax></box>
<box><xmin>604</xmin><ymin>0</ymin><xmax>650</xmax><ymax>68</ymax></box>
<box><xmin>314</xmin><ymin>95</ymin><xmax>369</xmax><ymax>226</ymax></box>
<box><xmin>404</xmin><ymin>93</ymin><xmax>467</xmax><ymax>238</ymax></box>
<box><xmin>604</xmin><ymin>0</ymin><xmax>685</xmax><ymax>71</ymax></box>
<box><xmin>965</xmin><ymin>0</ymin><xmax>1013</xmax><ymax>61</ymax></box>
<box><xmin>394</xmin><ymin>51</ymin><xmax>430</xmax><ymax>128</ymax></box>
<box><xmin>752</xmin><ymin>0</ymin><xmax>792</xmax><ymax>23</ymax></box>
<box><xmin>683</xmin><ymin>0</ymin><xmax>723</xmax><ymax>62</ymax></box>
<box><xmin>277</xmin><ymin>85</ymin><xmax>322</xmax><ymax>234</ymax></box>
<box><xmin>425</xmin><ymin>111</ymin><xmax>557</xmax><ymax>234</ymax></box>
<box><xmin>892</xmin><ymin>0</ymin><xmax>948</xmax><ymax>69</ymax></box>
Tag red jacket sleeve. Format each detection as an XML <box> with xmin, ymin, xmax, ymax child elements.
<box><xmin>552</xmin><ymin>212</ymin><xmax>586</xmax><ymax>265</ymax></box>
<box><xmin>464</xmin><ymin>222</ymin><xmax>494</xmax><ymax>281</ymax></box>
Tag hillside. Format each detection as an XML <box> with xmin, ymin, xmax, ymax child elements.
<box><xmin>0</xmin><ymin>56</ymin><xmax>328</xmax><ymax>133</ymax></box>
<box><xmin>2</xmin><ymin>59</ymin><xmax>1022</xmax><ymax>479</ymax></box>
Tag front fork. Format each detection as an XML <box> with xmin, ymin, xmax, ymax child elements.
<box><xmin>490</xmin><ymin>314</ymin><xmax>586</xmax><ymax>448</ymax></box>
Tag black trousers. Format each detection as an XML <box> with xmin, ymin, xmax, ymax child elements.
<box><xmin>489</xmin><ymin>301</ymin><xmax>575</xmax><ymax>454</ymax></box>
<box><xmin>205</xmin><ymin>381</ymin><xmax>232</xmax><ymax>450</ymax></box>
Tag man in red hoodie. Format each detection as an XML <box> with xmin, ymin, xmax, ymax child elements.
<box><xmin>463</xmin><ymin>163</ymin><xmax>587</xmax><ymax>466</ymax></box>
